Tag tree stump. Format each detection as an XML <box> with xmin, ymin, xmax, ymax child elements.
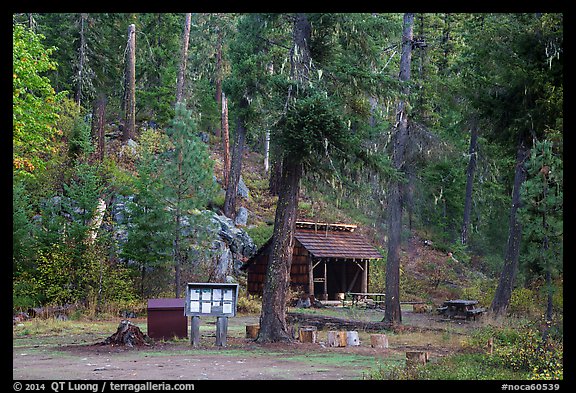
<box><xmin>298</xmin><ymin>326</ymin><xmax>317</xmax><ymax>343</ymax></box>
<box><xmin>327</xmin><ymin>330</ymin><xmax>347</xmax><ymax>347</ymax></box>
<box><xmin>101</xmin><ymin>320</ymin><xmax>150</xmax><ymax>347</ymax></box>
<box><xmin>246</xmin><ymin>324</ymin><xmax>260</xmax><ymax>339</ymax></box>
<box><xmin>406</xmin><ymin>351</ymin><xmax>429</xmax><ymax>367</ymax></box>
<box><xmin>346</xmin><ymin>331</ymin><xmax>360</xmax><ymax>346</ymax></box>
<box><xmin>370</xmin><ymin>334</ymin><xmax>389</xmax><ymax>349</ymax></box>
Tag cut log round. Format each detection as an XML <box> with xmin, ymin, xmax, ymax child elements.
<box><xmin>101</xmin><ymin>320</ymin><xmax>150</xmax><ymax>347</ymax></box>
<box><xmin>246</xmin><ymin>324</ymin><xmax>260</xmax><ymax>339</ymax></box>
<box><xmin>298</xmin><ymin>326</ymin><xmax>317</xmax><ymax>343</ymax></box>
<box><xmin>346</xmin><ymin>331</ymin><xmax>360</xmax><ymax>346</ymax></box>
<box><xmin>406</xmin><ymin>351</ymin><xmax>429</xmax><ymax>367</ymax></box>
<box><xmin>370</xmin><ymin>334</ymin><xmax>389</xmax><ymax>349</ymax></box>
<box><xmin>327</xmin><ymin>330</ymin><xmax>347</xmax><ymax>347</ymax></box>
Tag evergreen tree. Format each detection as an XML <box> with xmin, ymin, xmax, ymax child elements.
<box><xmin>519</xmin><ymin>139</ymin><xmax>563</xmax><ymax>326</ymax></box>
<box><xmin>121</xmin><ymin>130</ymin><xmax>173</xmax><ymax>298</ymax></box>
<box><xmin>159</xmin><ymin>102</ymin><xmax>218</xmax><ymax>298</ymax></box>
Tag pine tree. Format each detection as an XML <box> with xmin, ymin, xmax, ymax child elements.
<box><xmin>159</xmin><ymin>102</ymin><xmax>218</xmax><ymax>298</ymax></box>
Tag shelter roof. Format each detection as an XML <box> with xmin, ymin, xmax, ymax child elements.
<box><xmin>294</xmin><ymin>226</ymin><xmax>383</xmax><ymax>259</ymax></box>
<box><xmin>242</xmin><ymin>221</ymin><xmax>383</xmax><ymax>269</ymax></box>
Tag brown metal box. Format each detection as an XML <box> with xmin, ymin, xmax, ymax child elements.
<box><xmin>147</xmin><ymin>298</ymin><xmax>188</xmax><ymax>340</ymax></box>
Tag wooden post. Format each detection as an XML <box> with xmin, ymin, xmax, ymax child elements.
<box><xmin>215</xmin><ymin>316</ymin><xmax>228</xmax><ymax>346</ymax></box>
<box><xmin>406</xmin><ymin>351</ymin><xmax>429</xmax><ymax>367</ymax></box>
<box><xmin>323</xmin><ymin>261</ymin><xmax>328</xmax><ymax>299</ymax></box>
<box><xmin>308</xmin><ymin>258</ymin><xmax>314</xmax><ymax>298</ymax></box>
<box><xmin>370</xmin><ymin>334</ymin><xmax>389</xmax><ymax>349</ymax></box>
<box><xmin>246</xmin><ymin>324</ymin><xmax>260</xmax><ymax>339</ymax></box>
<box><xmin>298</xmin><ymin>326</ymin><xmax>317</xmax><ymax>343</ymax></box>
<box><xmin>190</xmin><ymin>316</ymin><xmax>200</xmax><ymax>347</ymax></box>
<box><xmin>361</xmin><ymin>260</ymin><xmax>368</xmax><ymax>293</ymax></box>
<box><xmin>327</xmin><ymin>331</ymin><xmax>347</xmax><ymax>347</ymax></box>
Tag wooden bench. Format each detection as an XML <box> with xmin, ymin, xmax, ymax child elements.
<box><xmin>465</xmin><ymin>307</ymin><xmax>486</xmax><ymax>321</ymax></box>
<box><xmin>436</xmin><ymin>306</ymin><xmax>448</xmax><ymax>314</ymax></box>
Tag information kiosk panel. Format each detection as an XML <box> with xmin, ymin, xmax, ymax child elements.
<box><xmin>184</xmin><ymin>282</ymin><xmax>239</xmax><ymax>317</ymax></box>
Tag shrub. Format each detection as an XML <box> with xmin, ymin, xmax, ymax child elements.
<box><xmin>237</xmin><ymin>295</ymin><xmax>262</xmax><ymax>314</ymax></box>
<box><xmin>509</xmin><ymin>287</ymin><xmax>539</xmax><ymax>316</ymax></box>
<box><xmin>245</xmin><ymin>223</ymin><xmax>274</xmax><ymax>249</ymax></box>
<box><xmin>492</xmin><ymin>318</ymin><xmax>563</xmax><ymax>380</ymax></box>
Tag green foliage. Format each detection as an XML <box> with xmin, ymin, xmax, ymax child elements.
<box><xmin>519</xmin><ymin>139</ymin><xmax>563</xmax><ymax>286</ymax></box>
<box><xmin>34</xmin><ymin>244</ymin><xmax>84</xmax><ymax>305</ymax></box>
<box><xmin>460</xmin><ymin>278</ymin><xmax>496</xmax><ymax>309</ymax></box>
<box><xmin>13</xmin><ymin>272</ymin><xmax>44</xmax><ymax>310</ymax></box>
<box><xmin>419</xmin><ymin>155</ymin><xmax>466</xmax><ymax>242</ymax></box>
<box><xmin>237</xmin><ymin>295</ymin><xmax>262</xmax><ymax>314</ymax></box>
<box><xmin>121</xmin><ymin>130</ymin><xmax>173</xmax><ymax>297</ymax></box>
<box><xmin>13</xmin><ymin>22</ymin><xmax>66</xmax><ymax>177</ymax></box>
<box><xmin>466</xmin><ymin>318</ymin><xmax>563</xmax><ymax>380</ymax></box>
<box><xmin>274</xmin><ymin>90</ymin><xmax>348</xmax><ymax>167</ymax></box>
<box><xmin>509</xmin><ymin>287</ymin><xmax>539</xmax><ymax>317</ymax></box>
<box><xmin>245</xmin><ymin>223</ymin><xmax>274</xmax><ymax>249</ymax></box>
<box><xmin>13</xmin><ymin>178</ymin><xmax>37</xmax><ymax>268</ymax></box>
<box><xmin>495</xmin><ymin>321</ymin><xmax>563</xmax><ymax>380</ymax></box>
<box><xmin>369</xmin><ymin>353</ymin><xmax>526</xmax><ymax>380</ymax></box>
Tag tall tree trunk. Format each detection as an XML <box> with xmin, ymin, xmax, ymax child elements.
<box><xmin>223</xmin><ymin>97</ymin><xmax>247</xmax><ymax>219</ymax></box>
<box><xmin>461</xmin><ymin>120</ymin><xmax>479</xmax><ymax>245</ymax></box>
<box><xmin>75</xmin><ymin>13</ymin><xmax>88</xmax><ymax>107</ymax></box>
<box><xmin>269</xmin><ymin>159</ymin><xmax>282</xmax><ymax>196</ymax></box>
<box><xmin>123</xmin><ymin>23</ymin><xmax>136</xmax><ymax>142</ymax></box>
<box><xmin>257</xmin><ymin>158</ymin><xmax>302</xmax><ymax>342</ymax></box>
<box><xmin>215</xmin><ymin>29</ymin><xmax>223</xmax><ymax>138</ymax></box>
<box><xmin>91</xmin><ymin>93</ymin><xmax>107</xmax><ymax>162</ymax></box>
<box><xmin>383</xmin><ymin>12</ymin><xmax>414</xmax><ymax>325</ymax></box>
<box><xmin>257</xmin><ymin>13</ymin><xmax>311</xmax><ymax>343</ymax></box>
<box><xmin>176</xmin><ymin>13</ymin><xmax>191</xmax><ymax>104</ymax></box>
<box><xmin>490</xmin><ymin>140</ymin><xmax>529</xmax><ymax>315</ymax></box>
<box><xmin>264</xmin><ymin>61</ymin><xmax>274</xmax><ymax>173</ymax></box>
<box><xmin>221</xmin><ymin>91</ymin><xmax>230</xmax><ymax>188</ymax></box>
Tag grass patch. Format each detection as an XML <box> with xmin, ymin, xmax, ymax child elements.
<box><xmin>367</xmin><ymin>352</ymin><xmax>529</xmax><ymax>380</ymax></box>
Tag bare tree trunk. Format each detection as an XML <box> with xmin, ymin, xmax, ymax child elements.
<box><xmin>383</xmin><ymin>12</ymin><xmax>414</xmax><ymax>325</ymax></box>
<box><xmin>490</xmin><ymin>140</ymin><xmax>529</xmax><ymax>315</ymax></box>
<box><xmin>123</xmin><ymin>23</ymin><xmax>136</xmax><ymax>142</ymax></box>
<box><xmin>91</xmin><ymin>94</ymin><xmax>107</xmax><ymax>161</ymax></box>
<box><xmin>75</xmin><ymin>13</ymin><xmax>88</xmax><ymax>107</ymax></box>
<box><xmin>221</xmin><ymin>91</ymin><xmax>230</xmax><ymax>188</ymax></box>
<box><xmin>215</xmin><ymin>29</ymin><xmax>223</xmax><ymax>138</ymax></box>
<box><xmin>257</xmin><ymin>158</ymin><xmax>302</xmax><ymax>343</ymax></box>
<box><xmin>269</xmin><ymin>158</ymin><xmax>282</xmax><ymax>196</ymax></box>
<box><xmin>176</xmin><ymin>13</ymin><xmax>191</xmax><ymax>104</ymax></box>
<box><xmin>223</xmin><ymin>97</ymin><xmax>247</xmax><ymax>219</ymax></box>
<box><xmin>461</xmin><ymin>120</ymin><xmax>479</xmax><ymax>245</ymax></box>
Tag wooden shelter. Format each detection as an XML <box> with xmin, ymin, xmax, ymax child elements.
<box><xmin>241</xmin><ymin>221</ymin><xmax>384</xmax><ymax>300</ymax></box>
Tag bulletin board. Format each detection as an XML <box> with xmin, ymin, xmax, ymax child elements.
<box><xmin>184</xmin><ymin>282</ymin><xmax>239</xmax><ymax>317</ymax></box>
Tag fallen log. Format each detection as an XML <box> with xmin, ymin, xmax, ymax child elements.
<box><xmin>101</xmin><ymin>320</ymin><xmax>151</xmax><ymax>347</ymax></box>
<box><xmin>287</xmin><ymin>312</ymin><xmax>393</xmax><ymax>332</ymax></box>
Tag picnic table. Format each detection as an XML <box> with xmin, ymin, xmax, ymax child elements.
<box><xmin>344</xmin><ymin>292</ymin><xmax>386</xmax><ymax>308</ymax></box>
<box><xmin>436</xmin><ymin>299</ymin><xmax>485</xmax><ymax>320</ymax></box>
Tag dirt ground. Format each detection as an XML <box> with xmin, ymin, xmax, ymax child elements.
<box><xmin>13</xmin><ymin>309</ymin><xmax>476</xmax><ymax>381</ymax></box>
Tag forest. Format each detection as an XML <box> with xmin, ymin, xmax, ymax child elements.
<box><xmin>13</xmin><ymin>13</ymin><xmax>562</xmax><ymax>380</ymax></box>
